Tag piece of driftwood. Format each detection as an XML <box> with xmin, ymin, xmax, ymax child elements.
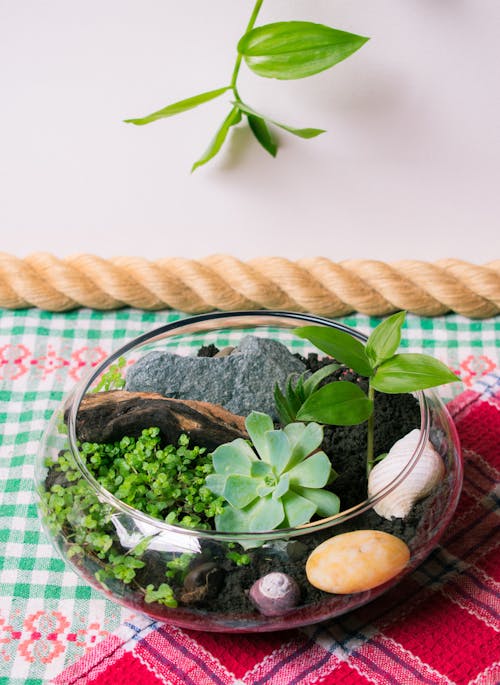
<box><xmin>71</xmin><ymin>390</ymin><xmax>248</xmax><ymax>451</ymax></box>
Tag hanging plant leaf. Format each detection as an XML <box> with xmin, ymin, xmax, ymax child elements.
<box><xmin>238</xmin><ymin>21</ymin><xmax>369</xmax><ymax>80</ymax></box>
<box><xmin>236</xmin><ymin>101</ymin><xmax>324</xmax><ymax>139</ymax></box>
<box><xmin>125</xmin><ymin>86</ymin><xmax>230</xmax><ymax>125</ymax></box>
<box><xmin>191</xmin><ymin>106</ymin><xmax>242</xmax><ymax>172</ymax></box>
<box><xmin>247</xmin><ymin>114</ymin><xmax>277</xmax><ymax>156</ymax></box>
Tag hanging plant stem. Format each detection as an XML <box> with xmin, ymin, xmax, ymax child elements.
<box><xmin>124</xmin><ymin>1</ymin><xmax>369</xmax><ymax>170</ymax></box>
<box><xmin>230</xmin><ymin>0</ymin><xmax>265</xmax><ymax>101</ymax></box>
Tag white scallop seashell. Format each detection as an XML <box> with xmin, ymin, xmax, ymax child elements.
<box><xmin>368</xmin><ymin>429</ymin><xmax>445</xmax><ymax>520</ymax></box>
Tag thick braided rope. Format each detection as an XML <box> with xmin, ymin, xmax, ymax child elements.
<box><xmin>0</xmin><ymin>253</ymin><xmax>498</xmax><ymax>318</ymax></box>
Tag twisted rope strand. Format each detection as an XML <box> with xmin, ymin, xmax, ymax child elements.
<box><xmin>392</xmin><ymin>260</ymin><xmax>492</xmax><ymax>318</ymax></box>
<box><xmin>249</xmin><ymin>257</ymin><xmax>337</xmax><ymax>314</ymax></box>
<box><xmin>299</xmin><ymin>258</ymin><xmax>393</xmax><ymax>316</ymax></box>
<box><xmin>344</xmin><ymin>260</ymin><xmax>450</xmax><ymax>316</ymax></box>
<box><xmin>0</xmin><ymin>253</ymin><xmax>498</xmax><ymax>318</ymax></box>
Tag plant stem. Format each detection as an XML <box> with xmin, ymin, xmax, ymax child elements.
<box><xmin>366</xmin><ymin>383</ymin><xmax>375</xmax><ymax>478</ymax></box>
<box><xmin>230</xmin><ymin>0</ymin><xmax>265</xmax><ymax>99</ymax></box>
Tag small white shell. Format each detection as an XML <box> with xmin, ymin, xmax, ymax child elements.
<box><xmin>368</xmin><ymin>429</ymin><xmax>445</xmax><ymax>520</ymax></box>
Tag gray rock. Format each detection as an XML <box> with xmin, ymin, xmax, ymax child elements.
<box><xmin>125</xmin><ymin>335</ymin><xmax>305</xmax><ymax>420</ymax></box>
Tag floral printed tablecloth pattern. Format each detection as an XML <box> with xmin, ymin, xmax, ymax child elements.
<box><xmin>0</xmin><ymin>309</ymin><xmax>498</xmax><ymax>684</ymax></box>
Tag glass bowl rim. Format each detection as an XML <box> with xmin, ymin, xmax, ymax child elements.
<box><xmin>65</xmin><ymin>309</ymin><xmax>447</xmax><ymax>542</ymax></box>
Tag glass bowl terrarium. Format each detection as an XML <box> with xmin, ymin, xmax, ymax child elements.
<box><xmin>35</xmin><ymin>311</ymin><xmax>462</xmax><ymax>632</ymax></box>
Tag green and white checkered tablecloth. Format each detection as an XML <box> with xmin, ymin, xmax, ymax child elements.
<box><xmin>0</xmin><ymin>308</ymin><xmax>498</xmax><ymax>684</ymax></box>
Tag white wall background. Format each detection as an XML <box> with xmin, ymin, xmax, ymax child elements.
<box><xmin>0</xmin><ymin>0</ymin><xmax>498</xmax><ymax>262</ymax></box>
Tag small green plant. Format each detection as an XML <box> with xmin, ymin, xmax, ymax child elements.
<box><xmin>293</xmin><ymin>311</ymin><xmax>459</xmax><ymax>474</ymax></box>
<box><xmin>40</xmin><ymin>449</ymin><xmax>177</xmax><ymax>604</ymax></box>
<box><xmin>274</xmin><ymin>363</ymin><xmax>338</xmax><ymax>425</ymax></box>
<box><xmin>144</xmin><ymin>583</ymin><xmax>178</xmax><ymax>608</ymax></box>
<box><xmin>205</xmin><ymin>411</ymin><xmax>340</xmax><ymax>532</ymax></box>
<box><xmin>93</xmin><ymin>356</ymin><xmax>126</xmax><ymax>393</ymax></box>
<box><xmin>40</xmin><ymin>428</ymin><xmax>226</xmax><ymax>611</ymax></box>
<box><xmin>166</xmin><ymin>553</ymin><xmax>194</xmax><ymax>581</ymax></box>
<box><xmin>226</xmin><ymin>548</ymin><xmax>251</xmax><ymax>566</ymax></box>
<box><xmin>124</xmin><ymin>1</ymin><xmax>369</xmax><ymax>170</ymax></box>
<box><xmin>82</xmin><ymin>428</ymin><xmax>224</xmax><ymax>529</ymax></box>
<box><xmin>95</xmin><ymin>549</ymin><xmax>146</xmax><ymax>585</ymax></box>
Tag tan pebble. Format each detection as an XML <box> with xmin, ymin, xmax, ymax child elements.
<box><xmin>306</xmin><ymin>530</ymin><xmax>410</xmax><ymax>594</ymax></box>
<box><xmin>214</xmin><ymin>346</ymin><xmax>235</xmax><ymax>358</ymax></box>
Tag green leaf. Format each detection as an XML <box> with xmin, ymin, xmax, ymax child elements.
<box><xmin>204</xmin><ymin>473</ymin><xmax>226</xmax><ymax>497</ymax></box>
<box><xmin>294</xmin><ymin>326</ymin><xmax>373</xmax><ymax>376</ymax></box>
<box><xmin>284</xmin><ymin>422</ymin><xmax>323</xmax><ymax>470</ymax></box>
<box><xmin>223</xmin><ymin>475</ymin><xmax>259</xmax><ymax>509</ymax></box>
<box><xmin>297</xmin><ymin>381</ymin><xmax>373</xmax><ymax>425</ymax></box>
<box><xmin>274</xmin><ymin>383</ymin><xmax>295</xmax><ymax>425</ymax></box>
<box><xmin>293</xmin><ymin>375</ymin><xmax>306</xmax><ymax>405</ymax></box>
<box><xmin>282</xmin><ymin>491</ymin><xmax>317</xmax><ymax>527</ymax></box>
<box><xmin>371</xmin><ymin>353</ymin><xmax>460</xmax><ymax>393</ymax></box>
<box><xmin>245</xmin><ymin>495</ymin><xmax>284</xmax><ymax>531</ymax></box>
<box><xmin>236</xmin><ymin>100</ymin><xmax>324</xmax><ymax>139</ymax></box>
<box><xmin>245</xmin><ymin>411</ymin><xmax>274</xmax><ymax>462</ymax></box>
<box><xmin>273</xmin><ymin>473</ymin><xmax>290</xmax><ymax>500</ymax></box>
<box><xmin>215</xmin><ymin>505</ymin><xmax>247</xmax><ymax>532</ymax></box>
<box><xmin>130</xmin><ymin>535</ymin><xmax>154</xmax><ymax>557</ymax></box>
<box><xmin>265</xmin><ymin>430</ymin><xmax>291</xmax><ymax>474</ymax></box>
<box><xmin>282</xmin><ymin>422</ymin><xmax>305</xmax><ymax>446</ymax></box>
<box><xmin>256</xmin><ymin>482</ymin><xmax>273</xmax><ymax>497</ymax></box>
<box><xmin>212</xmin><ymin>439</ymin><xmax>256</xmax><ymax>475</ymax></box>
<box><xmin>250</xmin><ymin>461</ymin><xmax>273</xmax><ymax>478</ymax></box>
<box><xmin>293</xmin><ymin>486</ymin><xmax>340</xmax><ymax>517</ymax></box>
<box><xmin>287</xmin><ymin>451</ymin><xmax>331</xmax><ymax>488</ymax></box>
<box><xmin>158</xmin><ymin>585</ymin><xmax>177</xmax><ymax>607</ymax></box>
<box><xmin>124</xmin><ymin>86</ymin><xmax>230</xmax><ymax>125</ymax></box>
<box><xmin>144</xmin><ymin>583</ymin><xmax>177</xmax><ymax>607</ymax></box>
<box><xmin>366</xmin><ymin>311</ymin><xmax>406</xmax><ymax>367</ymax></box>
<box><xmin>191</xmin><ymin>106</ymin><xmax>242</xmax><ymax>172</ymax></box>
<box><xmin>238</xmin><ymin>21</ymin><xmax>369</xmax><ymax>80</ymax></box>
<box><xmin>285</xmin><ymin>376</ymin><xmax>303</xmax><ymax>414</ymax></box>
<box><xmin>247</xmin><ymin>114</ymin><xmax>277</xmax><ymax>156</ymax></box>
<box><xmin>302</xmin><ymin>363</ymin><xmax>339</xmax><ymax>395</ymax></box>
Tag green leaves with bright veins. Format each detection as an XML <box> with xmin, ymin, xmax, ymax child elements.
<box><xmin>124</xmin><ymin>87</ymin><xmax>231</xmax><ymax>126</ymax></box>
<box><xmin>238</xmin><ymin>21</ymin><xmax>369</xmax><ymax>80</ymax></box>
<box><xmin>247</xmin><ymin>114</ymin><xmax>277</xmax><ymax>157</ymax></box>
<box><xmin>296</xmin><ymin>381</ymin><xmax>373</xmax><ymax>425</ymax></box>
<box><xmin>191</xmin><ymin>106</ymin><xmax>242</xmax><ymax>172</ymax></box>
<box><xmin>125</xmin><ymin>2</ymin><xmax>369</xmax><ymax>169</ymax></box>
<box><xmin>291</xmin><ymin>312</ymin><xmax>459</xmax><ymax>476</ymax></box>
<box><xmin>371</xmin><ymin>354</ymin><xmax>459</xmax><ymax>393</ymax></box>
<box><xmin>365</xmin><ymin>311</ymin><xmax>407</xmax><ymax>367</ymax></box>
<box><xmin>235</xmin><ymin>101</ymin><xmax>324</xmax><ymax>140</ymax></box>
<box><xmin>294</xmin><ymin>325</ymin><xmax>373</xmax><ymax>377</ymax></box>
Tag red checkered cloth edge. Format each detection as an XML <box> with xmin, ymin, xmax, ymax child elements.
<box><xmin>54</xmin><ymin>374</ymin><xmax>500</xmax><ymax>685</ymax></box>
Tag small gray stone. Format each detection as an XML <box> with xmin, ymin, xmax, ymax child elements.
<box><xmin>125</xmin><ymin>335</ymin><xmax>305</xmax><ymax>420</ymax></box>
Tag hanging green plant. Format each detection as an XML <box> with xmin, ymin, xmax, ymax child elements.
<box><xmin>124</xmin><ymin>1</ymin><xmax>369</xmax><ymax>170</ymax></box>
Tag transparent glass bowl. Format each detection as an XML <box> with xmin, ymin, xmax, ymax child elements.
<box><xmin>35</xmin><ymin>311</ymin><xmax>463</xmax><ymax>632</ymax></box>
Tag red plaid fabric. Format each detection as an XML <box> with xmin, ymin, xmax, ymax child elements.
<box><xmin>54</xmin><ymin>375</ymin><xmax>500</xmax><ymax>685</ymax></box>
